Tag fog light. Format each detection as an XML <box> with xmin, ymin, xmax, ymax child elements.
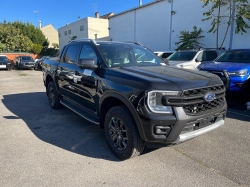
<box><xmin>154</xmin><ymin>126</ymin><xmax>171</xmax><ymax>135</ymax></box>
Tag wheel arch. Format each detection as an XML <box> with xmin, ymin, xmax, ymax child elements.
<box><xmin>45</xmin><ymin>73</ymin><xmax>60</xmax><ymax>96</ymax></box>
<box><xmin>99</xmin><ymin>91</ymin><xmax>146</xmax><ymax>141</ymax></box>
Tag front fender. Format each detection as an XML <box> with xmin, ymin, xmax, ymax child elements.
<box><xmin>100</xmin><ymin>90</ymin><xmax>146</xmax><ymax>141</ymax></box>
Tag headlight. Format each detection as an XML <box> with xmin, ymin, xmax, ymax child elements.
<box><xmin>228</xmin><ymin>69</ymin><xmax>248</xmax><ymax>77</ymax></box>
<box><xmin>147</xmin><ymin>91</ymin><xmax>180</xmax><ymax>114</ymax></box>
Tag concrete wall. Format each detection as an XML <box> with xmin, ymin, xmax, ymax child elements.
<box><xmin>58</xmin><ymin>17</ymin><xmax>109</xmax><ymax>49</ymax></box>
<box><xmin>40</xmin><ymin>24</ymin><xmax>59</xmax><ymax>48</ymax></box>
<box><xmin>87</xmin><ymin>17</ymin><xmax>109</xmax><ymax>41</ymax></box>
<box><xmin>109</xmin><ymin>0</ymin><xmax>250</xmax><ymax>51</ymax></box>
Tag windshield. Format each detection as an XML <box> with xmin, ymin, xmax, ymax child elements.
<box><xmin>168</xmin><ymin>51</ymin><xmax>196</xmax><ymax>61</ymax></box>
<box><xmin>0</xmin><ymin>56</ymin><xmax>9</xmax><ymax>61</ymax></box>
<box><xmin>21</xmin><ymin>56</ymin><xmax>33</xmax><ymax>60</ymax></box>
<box><xmin>97</xmin><ymin>43</ymin><xmax>163</xmax><ymax>68</ymax></box>
<box><xmin>216</xmin><ymin>50</ymin><xmax>250</xmax><ymax>63</ymax></box>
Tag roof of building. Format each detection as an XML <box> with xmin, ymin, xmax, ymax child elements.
<box><xmin>109</xmin><ymin>0</ymin><xmax>165</xmax><ymax>19</ymax></box>
<box><xmin>100</xmin><ymin>12</ymin><xmax>114</xmax><ymax>19</ymax></box>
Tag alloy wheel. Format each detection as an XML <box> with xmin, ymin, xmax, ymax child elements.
<box><xmin>108</xmin><ymin>116</ymin><xmax>128</xmax><ymax>150</ymax></box>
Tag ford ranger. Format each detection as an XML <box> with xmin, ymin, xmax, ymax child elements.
<box><xmin>42</xmin><ymin>39</ymin><xmax>227</xmax><ymax>160</ymax></box>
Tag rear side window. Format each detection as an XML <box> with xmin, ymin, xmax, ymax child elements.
<box><xmin>63</xmin><ymin>45</ymin><xmax>81</xmax><ymax>64</ymax></box>
<box><xmin>204</xmin><ymin>51</ymin><xmax>218</xmax><ymax>61</ymax></box>
<box><xmin>162</xmin><ymin>52</ymin><xmax>173</xmax><ymax>58</ymax></box>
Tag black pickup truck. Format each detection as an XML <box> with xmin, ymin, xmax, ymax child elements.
<box><xmin>42</xmin><ymin>39</ymin><xmax>227</xmax><ymax>160</ymax></box>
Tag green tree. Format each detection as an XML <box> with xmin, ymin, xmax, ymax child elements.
<box><xmin>175</xmin><ymin>26</ymin><xmax>204</xmax><ymax>50</ymax></box>
<box><xmin>0</xmin><ymin>21</ymin><xmax>50</xmax><ymax>54</ymax></box>
<box><xmin>11</xmin><ymin>21</ymin><xmax>48</xmax><ymax>46</ymax></box>
<box><xmin>202</xmin><ymin>0</ymin><xmax>250</xmax><ymax>48</ymax></box>
<box><xmin>30</xmin><ymin>43</ymin><xmax>43</xmax><ymax>54</ymax></box>
<box><xmin>0</xmin><ymin>42</ymin><xmax>6</xmax><ymax>52</ymax></box>
<box><xmin>52</xmin><ymin>43</ymin><xmax>59</xmax><ymax>49</ymax></box>
<box><xmin>0</xmin><ymin>24</ymin><xmax>32</xmax><ymax>52</ymax></box>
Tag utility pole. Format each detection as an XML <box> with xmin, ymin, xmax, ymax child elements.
<box><xmin>33</xmin><ymin>10</ymin><xmax>40</xmax><ymax>27</ymax></box>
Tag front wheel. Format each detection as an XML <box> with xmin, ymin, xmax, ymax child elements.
<box><xmin>104</xmin><ymin>106</ymin><xmax>145</xmax><ymax>160</ymax></box>
<box><xmin>47</xmin><ymin>81</ymin><xmax>62</xmax><ymax>109</ymax></box>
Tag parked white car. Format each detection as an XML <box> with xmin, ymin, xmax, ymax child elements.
<box><xmin>167</xmin><ymin>48</ymin><xmax>225</xmax><ymax>70</ymax></box>
<box><xmin>154</xmin><ymin>51</ymin><xmax>175</xmax><ymax>61</ymax></box>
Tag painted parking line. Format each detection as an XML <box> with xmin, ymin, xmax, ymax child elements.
<box><xmin>227</xmin><ymin>110</ymin><xmax>250</xmax><ymax>118</ymax></box>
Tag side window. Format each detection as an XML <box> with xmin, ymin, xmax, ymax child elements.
<box><xmin>79</xmin><ymin>45</ymin><xmax>98</xmax><ymax>64</ymax></box>
<box><xmin>205</xmin><ymin>51</ymin><xmax>218</xmax><ymax>61</ymax></box>
<box><xmin>162</xmin><ymin>53</ymin><xmax>172</xmax><ymax>58</ymax></box>
<box><xmin>63</xmin><ymin>45</ymin><xmax>81</xmax><ymax>64</ymax></box>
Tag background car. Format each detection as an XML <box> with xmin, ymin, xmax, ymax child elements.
<box><xmin>14</xmin><ymin>56</ymin><xmax>36</xmax><ymax>70</ymax></box>
<box><xmin>167</xmin><ymin>48</ymin><xmax>225</xmax><ymax>70</ymax></box>
<box><xmin>35</xmin><ymin>56</ymin><xmax>50</xmax><ymax>70</ymax></box>
<box><xmin>154</xmin><ymin>51</ymin><xmax>175</xmax><ymax>62</ymax></box>
<box><xmin>0</xmin><ymin>55</ymin><xmax>12</xmax><ymax>70</ymax></box>
<box><xmin>198</xmin><ymin>49</ymin><xmax>250</xmax><ymax>101</ymax></box>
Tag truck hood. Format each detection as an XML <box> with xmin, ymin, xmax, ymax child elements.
<box><xmin>199</xmin><ymin>62</ymin><xmax>250</xmax><ymax>71</ymax></box>
<box><xmin>106</xmin><ymin>65</ymin><xmax>222</xmax><ymax>91</ymax></box>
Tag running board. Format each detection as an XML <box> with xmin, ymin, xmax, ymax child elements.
<box><xmin>60</xmin><ymin>99</ymin><xmax>100</xmax><ymax>125</ymax></box>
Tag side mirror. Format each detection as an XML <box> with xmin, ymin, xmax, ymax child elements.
<box><xmin>78</xmin><ymin>58</ymin><xmax>98</xmax><ymax>69</ymax></box>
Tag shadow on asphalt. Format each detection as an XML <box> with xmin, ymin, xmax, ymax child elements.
<box><xmin>226</xmin><ymin>95</ymin><xmax>250</xmax><ymax>122</ymax></box>
<box><xmin>2</xmin><ymin>92</ymin><xmax>122</xmax><ymax>161</ymax></box>
<box><xmin>2</xmin><ymin>92</ymin><xmax>157</xmax><ymax>161</ymax></box>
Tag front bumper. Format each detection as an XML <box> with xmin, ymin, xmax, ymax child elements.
<box><xmin>20</xmin><ymin>63</ymin><xmax>35</xmax><ymax>69</ymax></box>
<box><xmin>137</xmin><ymin>98</ymin><xmax>227</xmax><ymax>147</ymax></box>
<box><xmin>0</xmin><ymin>63</ymin><xmax>11</xmax><ymax>69</ymax></box>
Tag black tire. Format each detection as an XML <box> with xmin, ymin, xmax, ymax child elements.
<box><xmin>47</xmin><ymin>81</ymin><xmax>62</xmax><ymax>109</ymax></box>
<box><xmin>104</xmin><ymin>106</ymin><xmax>145</xmax><ymax>160</ymax></box>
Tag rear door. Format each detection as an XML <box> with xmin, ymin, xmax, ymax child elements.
<box><xmin>57</xmin><ymin>43</ymin><xmax>82</xmax><ymax>100</ymax></box>
<box><xmin>70</xmin><ymin>43</ymin><xmax>99</xmax><ymax>113</ymax></box>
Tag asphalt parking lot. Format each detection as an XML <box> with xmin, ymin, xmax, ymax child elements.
<box><xmin>0</xmin><ymin>69</ymin><xmax>250</xmax><ymax>187</ymax></box>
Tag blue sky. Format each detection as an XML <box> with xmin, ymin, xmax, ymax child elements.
<box><xmin>1</xmin><ymin>0</ymin><xmax>153</xmax><ymax>30</ymax></box>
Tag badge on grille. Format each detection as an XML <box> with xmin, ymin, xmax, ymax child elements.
<box><xmin>204</xmin><ymin>92</ymin><xmax>216</xmax><ymax>102</ymax></box>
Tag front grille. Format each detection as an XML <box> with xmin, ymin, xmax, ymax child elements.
<box><xmin>182</xmin><ymin>85</ymin><xmax>224</xmax><ymax>97</ymax></box>
<box><xmin>183</xmin><ymin>98</ymin><xmax>224</xmax><ymax>115</ymax></box>
<box><xmin>163</xmin><ymin>85</ymin><xmax>226</xmax><ymax>116</ymax></box>
<box><xmin>24</xmin><ymin>62</ymin><xmax>34</xmax><ymax>65</ymax></box>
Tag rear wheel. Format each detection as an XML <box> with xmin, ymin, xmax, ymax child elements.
<box><xmin>47</xmin><ymin>81</ymin><xmax>62</xmax><ymax>109</ymax></box>
<box><xmin>104</xmin><ymin>106</ymin><xmax>145</xmax><ymax>160</ymax></box>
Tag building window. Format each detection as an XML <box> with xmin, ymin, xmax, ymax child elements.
<box><xmin>80</xmin><ymin>25</ymin><xmax>84</xmax><ymax>31</ymax></box>
<box><xmin>64</xmin><ymin>31</ymin><xmax>67</xmax><ymax>36</ymax></box>
<box><xmin>68</xmin><ymin>30</ymin><xmax>71</xmax><ymax>34</ymax></box>
<box><xmin>59</xmin><ymin>33</ymin><xmax>61</xmax><ymax>37</ymax></box>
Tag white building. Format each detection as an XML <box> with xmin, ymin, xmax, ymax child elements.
<box><xmin>58</xmin><ymin>12</ymin><xmax>113</xmax><ymax>49</ymax></box>
<box><xmin>109</xmin><ymin>0</ymin><xmax>250</xmax><ymax>51</ymax></box>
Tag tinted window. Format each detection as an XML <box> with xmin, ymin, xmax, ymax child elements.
<box><xmin>0</xmin><ymin>56</ymin><xmax>9</xmax><ymax>61</ymax></box>
<box><xmin>168</xmin><ymin>51</ymin><xmax>196</xmax><ymax>61</ymax></box>
<box><xmin>79</xmin><ymin>45</ymin><xmax>98</xmax><ymax>63</ymax></box>
<box><xmin>97</xmin><ymin>43</ymin><xmax>162</xmax><ymax>68</ymax></box>
<box><xmin>216</xmin><ymin>50</ymin><xmax>250</xmax><ymax>63</ymax></box>
<box><xmin>21</xmin><ymin>56</ymin><xmax>33</xmax><ymax>60</ymax></box>
<box><xmin>63</xmin><ymin>45</ymin><xmax>81</xmax><ymax>63</ymax></box>
<box><xmin>204</xmin><ymin>51</ymin><xmax>218</xmax><ymax>61</ymax></box>
<box><xmin>162</xmin><ymin>52</ymin><xmax>173</xmax><ymax>58</ymax></box>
